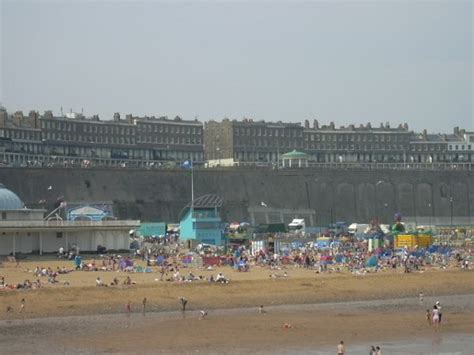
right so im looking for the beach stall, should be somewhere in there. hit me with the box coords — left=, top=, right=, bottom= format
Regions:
left=395, top=233, right=433, bottom=249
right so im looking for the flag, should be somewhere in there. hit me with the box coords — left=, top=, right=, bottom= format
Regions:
left=182, top=160, right=193, bottom=169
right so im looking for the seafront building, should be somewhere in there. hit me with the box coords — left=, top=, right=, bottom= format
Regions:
left=0, top=107, right=204, bottom=167
left=205, top=118, right=473, bottom=165
left=0, top=106, right=472, bottom=168
left=179, top=194, right=224, bottom=246
left=0, top=183, right=139, bottom=255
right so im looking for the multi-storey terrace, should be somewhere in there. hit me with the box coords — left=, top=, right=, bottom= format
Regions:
left=0, top=105, right=471, bottom=167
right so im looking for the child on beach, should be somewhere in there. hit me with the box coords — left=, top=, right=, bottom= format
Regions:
left=199, top=310, right=207, bottom=320
left=426, top=309, right=431, bottom=325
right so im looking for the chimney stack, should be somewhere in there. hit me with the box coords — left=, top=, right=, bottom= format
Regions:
left=29, top=110, right=39, bottom=128
left=0, top=108, right=7, bottom=127
left=14, top=111, right=24, bottom=126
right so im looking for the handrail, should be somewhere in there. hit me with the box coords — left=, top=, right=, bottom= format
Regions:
left=0, top=151, right=472, bottom=171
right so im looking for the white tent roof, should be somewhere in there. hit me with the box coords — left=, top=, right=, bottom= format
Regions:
left=70, top=206, right=105, bottom=215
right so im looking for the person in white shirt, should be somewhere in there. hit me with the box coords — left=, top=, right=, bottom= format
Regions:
left=96, top=277, right=103, bottom=287
left=432, top=305, right=440, bottom=331
left=337, top=340, right=345, bottom=355
left=436, top=301, right=443, bottom=323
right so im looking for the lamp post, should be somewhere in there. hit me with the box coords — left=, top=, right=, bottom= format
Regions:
left=216, top=147, right=221, bottom=166
left=374, top=180, right=384, bottom=224
left=327, top=208, right=334, bottom=229
left=449, top=197, right=454, bottom=229
left=427, top=202, right=432, bottom=231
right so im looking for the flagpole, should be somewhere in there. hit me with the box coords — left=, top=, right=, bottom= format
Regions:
left=191, top=162, right=194, bottom=213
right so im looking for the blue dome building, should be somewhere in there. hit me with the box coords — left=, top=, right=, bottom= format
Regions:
left=0, top=183, right=24, bottom=210
left=0, top=183, right=139, bottom=256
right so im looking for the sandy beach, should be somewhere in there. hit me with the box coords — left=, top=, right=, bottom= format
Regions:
left=0, top=258, right=473, bottom=320
left=0, top=257, right=473, bottom=353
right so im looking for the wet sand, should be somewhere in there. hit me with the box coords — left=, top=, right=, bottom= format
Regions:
left=1, top=294, right=473, bottom=354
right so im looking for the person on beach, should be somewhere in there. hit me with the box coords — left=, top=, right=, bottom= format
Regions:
left=426, top=309, right=432, bottom=325
left=369, top=345, right=376, bottom=355
left=126, top=300, right=132, bottom=315
left=19, top=298, right=25, bottom=313
left=142, top=297, right=147, bottom=314
left=337, top=340, right=345, bottom=355
left=419, top=291, right=424, bottom=303
left=179, top=297, right=187, bottom=312
left=258, top=305, right=266, bottom=314
left=199, top=310, right=207, bottom=320
left=375, top=345, right=383, bottom=355
left=436, top=301, right=442, bottom=323
left=432, top=305, right=440, bottom=331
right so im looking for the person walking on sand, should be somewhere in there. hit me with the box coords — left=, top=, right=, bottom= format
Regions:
left=436, top=301, right=443, bottom=323
left=337, top=340, right=345, bottom=355
left=375, top=345, right=383, bottom=355
left=126, top=300, right=132, bottom=315
left=142, top=297, right=147, bottom=314
left=19, top=298, right=25, bottom=313
left=426, top=309, right=432, bottom=326
left=432, top=305, right=440, bottom=332
left=179, top=297, right=187, bottom=312
left=419, top=291, right=424, bottom=303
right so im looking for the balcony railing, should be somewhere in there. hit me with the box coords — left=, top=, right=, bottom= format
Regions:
left=0, top=220, right=140, bottom=229
left=0, top=151, right=472, bottom=171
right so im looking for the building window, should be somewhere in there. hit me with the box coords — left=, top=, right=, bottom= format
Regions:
left=1, top=212, right=6, bottom=220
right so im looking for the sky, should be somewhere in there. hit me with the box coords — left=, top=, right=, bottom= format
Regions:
left=0, top=0, right=472, bottom=133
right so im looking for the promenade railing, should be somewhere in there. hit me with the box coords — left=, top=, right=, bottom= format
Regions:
left=0, top=151, right=472, bottom=171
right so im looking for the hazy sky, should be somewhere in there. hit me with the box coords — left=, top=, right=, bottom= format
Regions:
left=1, top=0, right=472, bottom=133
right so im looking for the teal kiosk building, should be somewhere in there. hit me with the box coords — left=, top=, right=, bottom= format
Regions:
left=179, top=194, right=224, bottom=246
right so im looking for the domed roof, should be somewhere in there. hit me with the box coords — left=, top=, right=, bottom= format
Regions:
left=0, top=184, right=24, bottom=210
